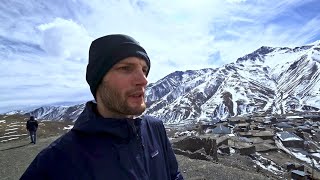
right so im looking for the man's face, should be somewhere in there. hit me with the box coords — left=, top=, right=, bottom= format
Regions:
left=96, top=57, right=148, bottom=118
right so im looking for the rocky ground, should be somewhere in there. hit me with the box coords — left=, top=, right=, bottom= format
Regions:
left=177, top=154, right=279, bottom=180
left=0, top=134, right=279, bottom=180
left=1, top=114, right=319, bottom=179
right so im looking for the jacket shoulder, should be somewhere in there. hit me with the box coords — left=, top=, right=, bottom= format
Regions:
left=141, top=115, right=167, bottom=138
left=37, top=132, right=74, bottom=158
left=142, top=115, right=164, bottom=125
left=21, top=132, right=78, bottom=178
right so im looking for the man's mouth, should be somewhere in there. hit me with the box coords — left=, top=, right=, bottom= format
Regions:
left=129, top=92, right=144, bottom=98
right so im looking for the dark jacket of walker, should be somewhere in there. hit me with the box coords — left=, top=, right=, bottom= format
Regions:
left=21, top=102, right=183, bottom=180
left=26, top=117, right=38, bottom=132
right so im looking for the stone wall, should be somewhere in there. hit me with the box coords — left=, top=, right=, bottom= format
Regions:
left=172, top=136, right=218, bottom=161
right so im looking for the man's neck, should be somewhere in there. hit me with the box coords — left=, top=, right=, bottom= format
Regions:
left=95, top=104, right=134, bottom=119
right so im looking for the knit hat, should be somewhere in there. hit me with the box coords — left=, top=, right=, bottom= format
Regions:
left=86, top=34, right=151, bottom=98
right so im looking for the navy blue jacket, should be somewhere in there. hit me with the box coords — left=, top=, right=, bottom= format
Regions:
left=21, top=102, right=183, bottom=180
left=26, top=119, right=38, bottom=132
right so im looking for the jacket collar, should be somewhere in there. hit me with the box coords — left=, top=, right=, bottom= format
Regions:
left=72, top=101, right=142, bottom=139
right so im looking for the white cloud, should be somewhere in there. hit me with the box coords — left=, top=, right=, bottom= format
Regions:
left=0, top=0, right=320, bottom=113
left=37, top=18, right=92, bottom=60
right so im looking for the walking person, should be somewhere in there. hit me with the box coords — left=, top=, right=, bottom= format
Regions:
left=21, top=34, right=184, bottom=180
left=26, top=116, right=38, bottom=144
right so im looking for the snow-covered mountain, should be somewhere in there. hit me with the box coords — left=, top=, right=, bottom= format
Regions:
left=23, top=103, right=85, bottom=122
left=5, top=41, right=320, bottom=123
left=145, top=42, right=320, bottom=123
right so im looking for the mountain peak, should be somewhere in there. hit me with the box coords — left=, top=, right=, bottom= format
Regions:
left=307, top=39, right=320, bottom=46
left=236, top=46, right=275, bottom=64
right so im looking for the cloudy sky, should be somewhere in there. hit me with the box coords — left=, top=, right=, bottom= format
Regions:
left=1, top=0, right=320, bottom=113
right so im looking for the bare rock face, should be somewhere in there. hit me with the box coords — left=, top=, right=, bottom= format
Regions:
left=173, top=148, right=210, bottom=161
left=172, top=136, right=218, bottom=161
left=218, top=144, right=231, bottom=155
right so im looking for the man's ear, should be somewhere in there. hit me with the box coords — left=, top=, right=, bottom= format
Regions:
left=95, top=84, right=102, bottom=103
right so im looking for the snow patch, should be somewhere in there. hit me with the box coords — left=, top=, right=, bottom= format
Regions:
left=5, top=128, right=18, bottom=131
left=63, top=125, right=73, bottom=130
left=0, top=137, right=20, bottom=142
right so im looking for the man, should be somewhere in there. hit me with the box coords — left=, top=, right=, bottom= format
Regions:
left=26, top=116, right=38, bottom=144
left=21, top=34, right=184, bottom=180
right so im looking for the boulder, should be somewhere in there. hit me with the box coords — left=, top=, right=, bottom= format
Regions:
left=172, top=136, right=218, bottom=161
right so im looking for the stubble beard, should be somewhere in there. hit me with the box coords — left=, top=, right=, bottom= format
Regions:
left=100, top=83, right=146, bottom=116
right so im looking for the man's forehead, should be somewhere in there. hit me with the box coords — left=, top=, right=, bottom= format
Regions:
left=117, top=57, right=148, bottom=67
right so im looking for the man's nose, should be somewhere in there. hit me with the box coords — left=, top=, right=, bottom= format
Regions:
left=134, top=69, right=148, bottom=86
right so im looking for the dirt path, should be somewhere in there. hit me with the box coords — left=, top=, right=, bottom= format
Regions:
left=0, top=136, right=59, bottom=180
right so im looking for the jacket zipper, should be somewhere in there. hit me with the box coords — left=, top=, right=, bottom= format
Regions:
left=129, top=120, right=148, bottom=179
left=136, top=130, right=149, bottom=179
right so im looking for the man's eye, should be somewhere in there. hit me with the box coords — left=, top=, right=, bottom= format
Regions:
left=142, top=68, right=148, bottom=75
left=119, top=66, right=131, bottom=71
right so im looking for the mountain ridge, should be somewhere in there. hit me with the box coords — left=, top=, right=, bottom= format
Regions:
left=4, top=41, right=320, bottom=123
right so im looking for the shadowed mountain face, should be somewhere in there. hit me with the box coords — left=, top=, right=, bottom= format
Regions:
left=5, top=42, right=320, bottom=124
left=145, top=63, right=277, bottom=124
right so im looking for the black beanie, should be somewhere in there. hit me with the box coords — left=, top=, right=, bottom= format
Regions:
left=86, top=34, right=151, bottom=98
